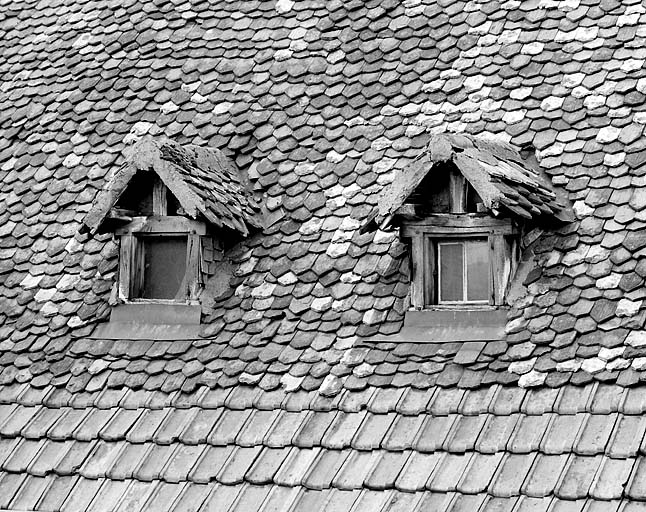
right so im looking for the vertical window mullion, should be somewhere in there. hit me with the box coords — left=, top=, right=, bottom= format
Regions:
left=489, top=234, right=495, bottom=305
left=463, top=241, right=468, bottom=302
left=437, top=242, right=442, bottom=303
left=410, top=234, right=425, bottom=309
left=424, top=236, right=436, bottom=307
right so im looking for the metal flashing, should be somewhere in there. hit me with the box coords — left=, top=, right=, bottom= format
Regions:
left=367, top=309, right=508, bottom=343
left=109, top=304, right=201, bottom=325
left=89, top=304, right=202, bottom=340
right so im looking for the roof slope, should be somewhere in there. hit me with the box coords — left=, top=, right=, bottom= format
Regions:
left=0, top=0, right=640, bottom=394
left=2, top=0, right=646, bottom=509
left=0, top=381, right=644, bottom=511
left=83, top=136, right=262, bottom=235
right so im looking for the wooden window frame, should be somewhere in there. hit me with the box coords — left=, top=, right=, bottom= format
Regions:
left=401, top=214, right=519, bottom=310
left=116, top=178, right=206, bottom=304
left=436, top=238, right=489, bottom=305
left=117, top=217, right=205, bottom=304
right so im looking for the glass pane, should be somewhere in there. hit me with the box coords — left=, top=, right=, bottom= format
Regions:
left=141, top=237, right=187, bottom=299
left=466, top=239, right=489, bottom=301
left=439, top=242, right=463, bottom=302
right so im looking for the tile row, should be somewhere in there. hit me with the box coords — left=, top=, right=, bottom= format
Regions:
left=2, top=439, right=645, bottom=502
left=1, top=475, right=635, bottom=512
left=5, top=381, right=646, bottom=417
left=1, top=406, right=646, bottom=459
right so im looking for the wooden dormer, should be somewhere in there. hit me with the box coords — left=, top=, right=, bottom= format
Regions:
left=82, top=136, right=262, bottom=305
left=366, top=132, right=572, bottom=310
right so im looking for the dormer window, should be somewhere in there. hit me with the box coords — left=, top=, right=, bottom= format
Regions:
left=115, top=206, right=205, bottom=303
left=82, top=136, right=262, bottom=312
left=368, top=132, right=571, bottom=317
left=399, top=168, right=521, bottom=309
left=109, top=170, right=204, bottom=303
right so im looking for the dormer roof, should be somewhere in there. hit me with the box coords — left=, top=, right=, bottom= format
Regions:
left=82, top=136, right=262, bottom=236
left=373, top=132, right=572, bottom=229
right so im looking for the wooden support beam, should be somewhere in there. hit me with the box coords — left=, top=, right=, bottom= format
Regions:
left=491, top=234, right=511, bottom=305
left=449, top=171, right=467, bottom=213
left=108, top=208, right=136, bottom=220
left=116, top=216, right=207, bottom=235
left=410, top=235, right=425, bottom=309
left=424, top=237, right=436, bottom=307
left=393, top=204, right=417, bottom=219
left=118, top=234, right=136, bottom=301
left=401, top=214, right=516, bottom=237
left=184, top=234, right=202, bottom=301
left=152, top=178, right=168, bottom=216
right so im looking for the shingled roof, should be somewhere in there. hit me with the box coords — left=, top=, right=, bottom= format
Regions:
left=3, top=0, right=646, bottom=510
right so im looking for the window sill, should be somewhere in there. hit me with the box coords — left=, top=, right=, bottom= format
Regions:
left=414, top=304, right=498, bottom=311
left=90, top=303, right=202, bottom=340
left=369, top=308, right=508, bottom=344
left=126, top=298, right=200, bottom=306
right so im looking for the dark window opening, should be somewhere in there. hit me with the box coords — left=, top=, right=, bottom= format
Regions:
left=405, top=162, right=483, bottom=215
left=137, top=236, right=188, bottom=300
left=115, top=171, right=155, bottom=216
left=116, top=173, right=184, bottom=217
left=166, top=190, right=183, bottom=215
left=406, top=163, right=451, bottom=214
left=465, top=185, right=483, bottom=213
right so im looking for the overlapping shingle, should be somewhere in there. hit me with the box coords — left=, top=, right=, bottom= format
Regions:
left=4, top=0, right=646, bottom=509
left=1, top=0, right=645, bottom=398
left=0, top=383, right=644, bottom=509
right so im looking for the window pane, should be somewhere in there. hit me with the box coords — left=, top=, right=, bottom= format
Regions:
left=439, top=242, right=463, bottom=302
left=466, top=239, right=489, bottom=301
left=141, top=237, right=187, bottom=299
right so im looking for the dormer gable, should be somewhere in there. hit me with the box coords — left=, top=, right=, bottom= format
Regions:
left=82, top=135, right=262, bottom=236
left=373, top=132, right=572, bottom=229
